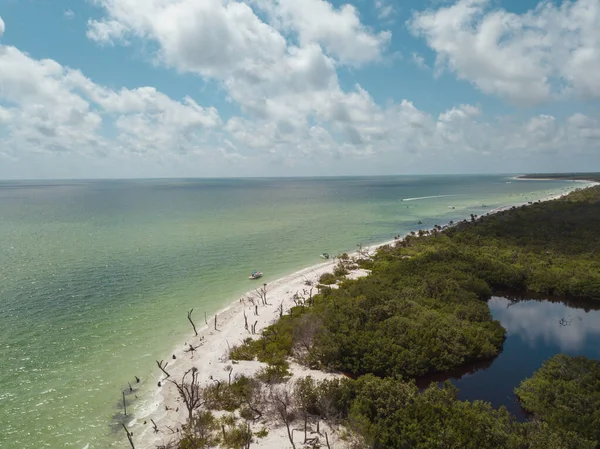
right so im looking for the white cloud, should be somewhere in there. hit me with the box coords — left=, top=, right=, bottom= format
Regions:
left=254, top=0, right=391, bottom=65
left=374, top=0, right=394, bottom=20
left=0, top=16, right=5, bottom=37
left=64, top=9, right=75, bottom=19
left=0, top=44, right=222, bottom=160
left=2, top=35, right=600, bottom=177
left=409, top=0, right=600, bottom=105
left=0, top=105, right=13, bottom=123
left=86, top=19, right=128, bottom=45
left=87, top=0, right=287, bottom=77
left=1, top=1, right=600, bottom=177
left=439, top=104, right=480, bottom=123
left=85, top=0, right=392, bottom=151
left=411, top=52, right=428, bottom=70
left=0, top=46, right=103, bottom=155
left=87, top=0, right=389, bottom=82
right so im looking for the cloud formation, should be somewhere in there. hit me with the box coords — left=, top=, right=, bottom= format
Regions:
left=0, top=16, right=5, bottom=37
left=0, top=44, right=222, bottom=161
left=0, top=37, right=599, bottom=176
left=409, top=0, right=600, bottom=104
left=0, top=1, right=599, bottom=177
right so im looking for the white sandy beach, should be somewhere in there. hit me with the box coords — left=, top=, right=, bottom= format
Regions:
left=132, top=250, right=377, bottom=449
left=131, top=181, right=597, bottom=449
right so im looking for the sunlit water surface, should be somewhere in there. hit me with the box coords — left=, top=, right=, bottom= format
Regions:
left=0, top=176, right=588, bottom=448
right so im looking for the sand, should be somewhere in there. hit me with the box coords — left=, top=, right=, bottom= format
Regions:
left=131, top=249, right=379, bottom=449
left=131, top=180, right=598, bottom=449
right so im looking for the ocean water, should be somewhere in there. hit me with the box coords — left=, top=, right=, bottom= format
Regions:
left=0, top=175, right=586, bottom=449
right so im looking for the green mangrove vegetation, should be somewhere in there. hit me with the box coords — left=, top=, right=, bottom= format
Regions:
left=221, top=182, right=600, bottom=448
left=519, top=173, right=600, bottom=182
left=515, top=354, right=600, bottom=445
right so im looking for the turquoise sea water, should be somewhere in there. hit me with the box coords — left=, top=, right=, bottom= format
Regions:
left=0, top=176, right=587, bottom=449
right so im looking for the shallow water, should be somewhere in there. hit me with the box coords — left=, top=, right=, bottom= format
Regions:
left=430, top=297, right=600, bottom=419
left=0, top=176, right=587, bottom=448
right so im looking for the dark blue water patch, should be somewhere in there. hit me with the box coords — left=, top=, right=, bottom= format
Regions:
left=419, top=296, right=600, bottom=420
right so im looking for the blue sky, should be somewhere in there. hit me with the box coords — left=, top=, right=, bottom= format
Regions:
left=0, top=0, right=599, bottom=178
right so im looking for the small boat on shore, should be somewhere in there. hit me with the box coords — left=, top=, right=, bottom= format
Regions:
left=249, top=271, right=263, bottom=280
left=320, top=253, right=330, bottom=259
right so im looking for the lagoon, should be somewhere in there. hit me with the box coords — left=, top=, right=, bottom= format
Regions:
left=430, top=297, right=600, bottom=419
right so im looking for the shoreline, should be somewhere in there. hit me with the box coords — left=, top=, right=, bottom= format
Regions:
left=131, top=181, right=592, bottom=449
left=512, top=175, right=599, bottom=183
left=132, top=243, right=392, bottom=448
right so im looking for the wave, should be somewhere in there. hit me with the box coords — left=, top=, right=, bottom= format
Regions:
left=401, top=194, right=458, bottom=202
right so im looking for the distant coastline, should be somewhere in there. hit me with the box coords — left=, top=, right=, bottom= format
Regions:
left=133, top=177, right=595, bottom=449
left=515, top=172, right=600, bottom=183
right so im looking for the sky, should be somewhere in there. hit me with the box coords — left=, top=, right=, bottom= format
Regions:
left=0, top=0, right=599, bottom=179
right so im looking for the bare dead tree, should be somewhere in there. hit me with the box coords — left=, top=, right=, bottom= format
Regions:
left=254, top=304, right=259, bottom=316
left=304, top=285, right=315, bottom=307
left=248, top=283, right=270, bottom=306
left=294, top=377, right=320, bottom=444
left=243, top=422, right=252, bottom=449
left=156, top=360, right=170, bottom=378
left=169, top=367, right=203, bottom=422
left=324, top=432, right=331, bottom=449
left=187, top=309, right=198, bottom=336
left=261, top=283, right=269, bottom=305
left=302, top=276, right=313, bottom=286
left=243, top=311, right=249, bottom=331
left=292, top=314, right=321, bottom=363
left=269, top=386, right=297, bottom=449
left=228, top=366, right=233, bottom=386
left=356, top=243, right=371, bottom=260
left=214, top=314, right=218, bottom=331
left=252, top=321, right=258, bottom=335
left=277, top=301, right=284, bottom=318
left=185, top=343, right=202, bottom=357
left=151, top=419, right=159, bottom=434
left=204, top=311, right=208, bottom=325
left=292, top=292, right=302, bottom=306
left=122, top=424, right=135, bottom=449
left=122, top=391, right=127, bottom=416
left=244, top=396, right=264, bottom=421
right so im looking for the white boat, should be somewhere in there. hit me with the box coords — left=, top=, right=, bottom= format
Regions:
left=249, top=271, right=263, bottom=280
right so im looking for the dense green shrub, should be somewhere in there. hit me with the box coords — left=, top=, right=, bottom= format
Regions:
left=515, top=354, right=600, bottom=446
left=304, top=375, right=596, bottom=449
left=178, top=411, right=220, bottom=449
left=255, top=363, right=291, bottom=384
left=318, top=272, right=337, bottom=285
left=203, top=375, right=259, bottom=412
left=333, top=262, right=349, bottom=277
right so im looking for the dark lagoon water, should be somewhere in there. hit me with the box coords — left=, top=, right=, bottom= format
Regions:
left=425, top=297, right=600, bottom=419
